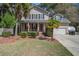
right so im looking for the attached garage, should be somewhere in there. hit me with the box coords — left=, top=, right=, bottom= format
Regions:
left=54, top=28, right=66, bottom=35
left=53, top=26, right=68, bottom=35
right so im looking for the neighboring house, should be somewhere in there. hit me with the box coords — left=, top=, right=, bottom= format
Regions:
left=53, top=14, right=71, bottom=34
left=17, top=6, right=70, bottom=35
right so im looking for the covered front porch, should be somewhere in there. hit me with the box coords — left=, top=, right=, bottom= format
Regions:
left=17, top=22, right=46, bottom=33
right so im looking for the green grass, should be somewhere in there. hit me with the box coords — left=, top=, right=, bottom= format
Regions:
left=0, top=38, right=73, bottom=56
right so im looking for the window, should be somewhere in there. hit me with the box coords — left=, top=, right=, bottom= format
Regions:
left=33, top=14, right=36, bottom=19
left=36, top=14, right=37, bottom=19
left=40, top=14, right=44, bottom=19
left=43, top=14, right=44, bottom=19
left=38, top=14, right=40, bottom=19
left=32, top=14, right=33, bottom=19
left=40, top=14, right=42, bottom=19
left=37, top=14, right=39, bottom=19
left=30, top=14, right=37, bottom=19
left=28, top=14, right=44, bottom=19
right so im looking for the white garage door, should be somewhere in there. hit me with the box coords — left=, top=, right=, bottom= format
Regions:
left=54, top=28, right=66, bottom=35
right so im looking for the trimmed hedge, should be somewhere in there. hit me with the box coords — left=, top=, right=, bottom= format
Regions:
left=18, top=31, right=38, bottom=38
left=2, top=32, right=11, bottom=37
left=27, top=31, right=37, bottom=38
left=19, top=32, right=27, bottom=38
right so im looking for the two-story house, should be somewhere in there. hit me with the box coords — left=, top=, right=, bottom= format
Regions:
left=16, top=5, right=70, bottom=35
left=17, top=6, right=50, bottom=34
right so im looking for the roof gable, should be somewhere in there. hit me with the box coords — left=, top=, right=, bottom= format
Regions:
left=29, top=5, right=49, bottom=16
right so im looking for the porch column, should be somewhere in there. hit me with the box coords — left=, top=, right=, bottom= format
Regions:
left=15, top=22, right=18, bottom=36
left=28, top=22, right=30, bottom=32
left=43, top=23, right=46, bottom=32
left=20, top=23, right=22, bottom=32
left=37, top=23, right=40, bottom=32
left=19, top=23, right=21, bottom=33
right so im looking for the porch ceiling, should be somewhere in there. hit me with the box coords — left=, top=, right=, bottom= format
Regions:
left=20, top=20, right=48, bottom=23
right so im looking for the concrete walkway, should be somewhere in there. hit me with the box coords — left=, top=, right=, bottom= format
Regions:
left=54, top=35, right=79, bottom=56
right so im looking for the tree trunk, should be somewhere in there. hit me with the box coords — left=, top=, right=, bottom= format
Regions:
left=51, top=28, right=54, bottom=41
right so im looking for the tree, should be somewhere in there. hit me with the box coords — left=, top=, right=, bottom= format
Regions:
left=1, top=12, right=16, bottom=28
left=50, top=3, right=79, bottom=23
left=47, top=19, right=60, bottom=40
left=14, top=3, right=31, bottom=35
left=54, top=4, right=72, bottom=14
left=15, top=3, right=31, bottom=20
left=39, top=3, right=79, bottom=23
left=22, top=3, right=30, bottom=18
left=38, top=3, right=57, bottom=11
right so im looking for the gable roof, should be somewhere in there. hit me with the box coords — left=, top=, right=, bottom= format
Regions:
left=29, top=5, right=49, bottom=16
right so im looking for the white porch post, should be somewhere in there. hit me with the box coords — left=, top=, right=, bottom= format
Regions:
left=37, top=23, right=40, bottom=32
left=15, top=22, right=18, bottom=36
left=28, top=22, right=30, bottom=32
left=43, top=23, right=46, bottom=32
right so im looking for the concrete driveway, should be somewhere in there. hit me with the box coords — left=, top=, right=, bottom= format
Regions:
left=54, top=34, right=79, bottom=56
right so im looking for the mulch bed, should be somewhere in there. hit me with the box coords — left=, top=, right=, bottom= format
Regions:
left=0, top=35, right=56, bottom=44
left=0, top=36, right=20, bottom=44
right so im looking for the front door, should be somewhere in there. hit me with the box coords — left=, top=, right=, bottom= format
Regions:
left=39, top=23, right=43, bottom=32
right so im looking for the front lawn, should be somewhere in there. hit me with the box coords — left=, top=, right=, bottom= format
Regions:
left=0, top=38, right=73, bottom=56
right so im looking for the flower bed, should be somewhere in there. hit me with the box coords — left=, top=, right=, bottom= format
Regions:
left=0, top=36, right=20, bottom=44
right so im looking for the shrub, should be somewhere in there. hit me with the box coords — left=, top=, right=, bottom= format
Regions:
left=27, top=31, right=37, bottom=38
left=19, top=32, right=27, bottom=38
left=2, top=32, right=11, bottom=37
left=2, top=12, right=16, bottom=28
left=42, top=32, right=47, bottom=36
left=43, top=28, right=52, bottom=37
